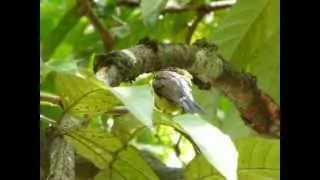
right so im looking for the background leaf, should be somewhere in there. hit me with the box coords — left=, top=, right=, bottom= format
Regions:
left=141, top=0, right=168, bottom=29
left=174, top=114, right=238, bottom=180
left=210, top=0, right=279, bottom=102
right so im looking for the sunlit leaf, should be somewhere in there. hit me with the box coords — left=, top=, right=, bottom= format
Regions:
left=111, top=85, right=154, bottom=128
left=174, top=114, right=238, bottom=180
left=185, top=137, right=279, bottom=180
left=250, top=30, right=279, bottom=102
left=55, top=73, right=119, bottom=119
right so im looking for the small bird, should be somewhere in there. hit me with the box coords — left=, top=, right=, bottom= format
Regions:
left=152, top=67, right=204, bottom=114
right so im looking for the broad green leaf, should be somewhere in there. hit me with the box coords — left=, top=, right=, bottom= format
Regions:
left=55, top=73, right=119, bottom=119
left=64, top=128, right=124, bottom=169
left=210, top=0, right=279, bottom=102
left=95, top=146, right=159, bottom=180
left=141, top=0, right=168, bottom=28
left=111, top=85, right=154, bottom=128
left=185, top=137, right=279, bottom=180
left=250, top=30, right=279, bottom=102
left=174, top=114, right=238, bottom=180
left=41, top=5, right=81, bottom=61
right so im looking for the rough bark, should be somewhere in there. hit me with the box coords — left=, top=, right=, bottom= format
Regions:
left=47, top=114, right=83, bottom=180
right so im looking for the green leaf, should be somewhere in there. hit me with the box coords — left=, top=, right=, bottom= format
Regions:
left=210, top=0, right=279, bottom=102
left=41, top=5, right=81, bottom=61
left=45, top=59, right=79, bottom=75
left=141, top=0, right=168, bottom=28
left=64, top=128, right=124, bottom=169
left=185, top=137, right=279, bottom=180
left=174, top=114, right=238, bottom=180
left=55, top=73, right=119, bottom=119
left=110, top=85, right=154, bottom=128
left=95, top=146, right=159, bottom=180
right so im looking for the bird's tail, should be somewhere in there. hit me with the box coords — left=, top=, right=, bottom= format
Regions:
left=180, top=97, right=204, bottom=114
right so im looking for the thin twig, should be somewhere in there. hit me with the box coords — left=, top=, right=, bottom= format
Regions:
left=40, top=93, right=63, bottom=108
left=117, top=0, right=236, bottom=14
left=106, top=106, right=129, bottom=116
left=40, top=114, right=58, bottom=124
left=77, top=0, right=114, bottom=52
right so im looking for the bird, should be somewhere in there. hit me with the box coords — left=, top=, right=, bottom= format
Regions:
left=152, top=67, right=204, bottom=114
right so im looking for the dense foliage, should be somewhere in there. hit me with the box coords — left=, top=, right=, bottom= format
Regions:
left=40, top=0, right=279, bottom=179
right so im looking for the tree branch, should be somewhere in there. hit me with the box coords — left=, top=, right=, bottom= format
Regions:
left=116, top=0, right=236, bottom=14
left=93, top=39, right=280, bottom=138
left=77, top=0, right=114, bottom=52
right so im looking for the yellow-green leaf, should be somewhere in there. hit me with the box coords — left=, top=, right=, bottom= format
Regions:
left=184, top=137, right=279, bottom=180
left=55, top=73, right=119, bottom=119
